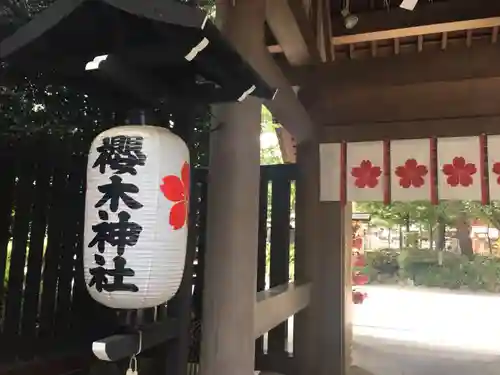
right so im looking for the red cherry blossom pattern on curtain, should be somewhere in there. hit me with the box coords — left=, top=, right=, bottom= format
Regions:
left=160, top=162, right=190, bottom=230
left=395, top=159, right=428, bottom=188
left=492, top=162, right=500, bottom=184
left=442, top=157, right=477, bottom=187
left=351, top=160, right=382, bottom=188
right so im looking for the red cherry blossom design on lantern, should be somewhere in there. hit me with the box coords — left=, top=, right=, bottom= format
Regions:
left=492, top=162, right=500, bottom=185
left=160, top=162, right=190, bottom=230
left=351, top=160, right=382, bottom=188
left=442, top=157, right=477, bottom=187
left=395, top=159, right=428, bottom=188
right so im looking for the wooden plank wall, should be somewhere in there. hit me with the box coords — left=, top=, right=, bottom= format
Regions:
left=0, top=128, right=299, bottom=374
left=256, top=164, right=297, bottom=373
left=0, top=133, right=119, bottom=370
left=0, top=130, right=208, bottom=375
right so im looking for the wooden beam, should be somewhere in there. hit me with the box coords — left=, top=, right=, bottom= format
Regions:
left=259, top=50, right=315, bottom=142
left=267, top=16, right=500, bottom=52
left=266, top=0, right=320, bottom=156
left=254, top=282, right=311, bottom=338
left=275, top=86, right=299, bottom=164
left=266, top=0, right=321, bottom=66
left=256, top=356, right=296, bottom=375
left=1, top=354, right=90, bottom=375
left=321, top=0, right=334, bottom=61
left=199, top=3, right=263, bottom=375
left=288, top=44, right=500, bottom=90
left=267, top=0, right=500, bottom=51
left=294, top=141, right=352, bottom=375
left=332, top=17, right=500, bottom=45
left=309, top=0, right=333, bottom=62
left=321, top=115, right=500, bottom=143
left=92, top=319, right=178, bottom=362
left=294, top=140, right=320, bottom=375
left=276, top=127, right=297, bottom=163
left=215, top=0, right=316, bottom=142
left=329, top=0, right=500, bottom=44
left=304, top=77, right=500, bottom=126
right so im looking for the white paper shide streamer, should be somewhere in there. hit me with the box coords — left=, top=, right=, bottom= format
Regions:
left=84, top=125, right=190, bottom=309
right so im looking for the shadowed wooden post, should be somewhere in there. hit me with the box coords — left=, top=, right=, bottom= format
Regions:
left=294, top=139, right=319, bottom=375
left=295, top=139, right=353, bottom=375
left=199, top=1, right=265, bottom=375
left=316, top=201, right=353, bottom=374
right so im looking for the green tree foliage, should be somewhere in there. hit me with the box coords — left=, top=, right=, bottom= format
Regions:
left=1, top=1, right=214, bottom=294
left=260, top=106, right=282, bottom=165
left=357, top=201, right=500, bottom=229
left=1, top=1, right=211, bottom=166
left=357, top=200, right=500, bottom=256
left=1, top=1, right=115, bottom=136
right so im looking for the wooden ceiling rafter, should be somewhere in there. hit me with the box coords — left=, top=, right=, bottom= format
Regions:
left=268, top=0, right=500, bottom=54
left=329, top=0, right=500, bottom=44
left=334, top=27, right=498, bottom=61
left=275, top=126, right=297, bottom=164
left=309, top=0, right=334, bottom=62
left=268, top=18, right=500, bottom=55
left=265, top=0, right=333, bottom=162
left=266, top=0, right=321, bottom=66
left=330, top=16, right=500, bottom=46
left=265, top=0, right=500, bottom=154
left=321, top=0, right=334, bottom=61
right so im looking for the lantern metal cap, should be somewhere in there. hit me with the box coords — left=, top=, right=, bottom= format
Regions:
left=0, top=0, right=276, bottom=104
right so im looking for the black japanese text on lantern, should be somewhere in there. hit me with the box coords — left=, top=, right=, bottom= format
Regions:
left=88, top=135, right=147, bottom=293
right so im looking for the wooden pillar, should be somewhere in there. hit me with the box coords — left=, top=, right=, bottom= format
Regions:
left=294, top=140, right=353, bottom=375
left=293, top=139, right=318, bottom=375
left=199, top=1, right=266, bottom=375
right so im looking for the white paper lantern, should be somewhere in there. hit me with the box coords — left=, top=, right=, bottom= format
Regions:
left=84, top=125, right=190, bottom=309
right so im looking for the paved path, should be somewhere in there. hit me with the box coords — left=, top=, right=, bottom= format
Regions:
left=352, top=285, right=500, bottom=375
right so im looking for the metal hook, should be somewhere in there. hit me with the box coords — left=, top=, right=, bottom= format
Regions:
left=125, top=331, right=143, bottom=375
left=136, top=330, right=143, bottom=355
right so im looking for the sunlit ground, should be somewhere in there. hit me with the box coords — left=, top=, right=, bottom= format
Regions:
left=353, top=285, right=500, bottom=374
left=354, top=285, right=500, bottom=354
left=279, top=285, right=500, bottom=374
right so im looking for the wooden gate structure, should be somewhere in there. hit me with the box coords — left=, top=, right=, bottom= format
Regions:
left=0, top=125, right=211, bottom=375
left=207, top=1, right=500, bottom=375
left=0, top=135, right=297, bottom=374
left=3, top=0, right=500, bottom=375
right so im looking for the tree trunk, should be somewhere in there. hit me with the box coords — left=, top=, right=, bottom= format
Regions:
left=487, top=210, right=500, bottom=232
left=399, top=225, right=403, bottom=250
left=436, top=217, right=446, bottom=251
left=429, top=224, right=434, bottom=250
left=456, top=214, right=473, bottom=259
left=487, top=224, right=493, bottom=254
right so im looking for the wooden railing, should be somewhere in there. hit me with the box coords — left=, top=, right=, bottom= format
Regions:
left=254, top=282, right=310, bottom=339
